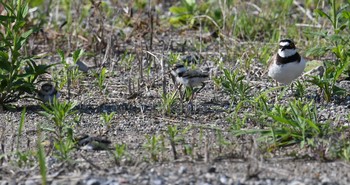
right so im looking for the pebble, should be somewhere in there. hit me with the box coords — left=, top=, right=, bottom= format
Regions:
left=219, top=174, right=228, bottom=184
left=150, top=176, right=163, bottom=185
left=178, top=166, right=187, bottom=174
left=208, top=166, right=216, bottom=173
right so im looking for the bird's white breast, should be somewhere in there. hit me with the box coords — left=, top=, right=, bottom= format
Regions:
left=268, top=57, right=306, bottom=84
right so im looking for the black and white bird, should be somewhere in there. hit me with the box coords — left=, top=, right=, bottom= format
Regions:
left=170, top=64, right=209, bottom=112
left=76, top=135, right=112, bottom=151
left=268, top=39, right=306, bottom=85
left=38, top=83, right=60, bottom=102
left=170, top=64, right=209, bottom=91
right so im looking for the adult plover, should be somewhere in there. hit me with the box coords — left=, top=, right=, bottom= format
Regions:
left=170, top=64, right=209, bottom=112
left=38, top=83, right=60, bottom=102
left=268, top=39, right=306, bottom=85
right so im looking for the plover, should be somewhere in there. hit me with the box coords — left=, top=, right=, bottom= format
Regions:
left=38, top=83, right=60, bottom=102
left=268, top=39, right=306, bottom=85
left=76, top=135, right=112, bottom=151
left=170, top=64, right=209, bottom=112
left=171, top=64, right=209, bottom=90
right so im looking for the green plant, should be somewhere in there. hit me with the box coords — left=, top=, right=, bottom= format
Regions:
left=94, top=67, right=107, bottom=93
left=340, top=143, right=350, bottom=161
left=56, top=49, right=84, bottom=90
left=114, top=143, right=127, bottom=165
left=183, top=86, right=194, bottom=101
left=13, top=150, right=35, bottom=168
left=143, top=135, right=165, bottom=162
left=158, top=90, right=178, bottom=115
left=67, top=49, right=84, bottom=85
left=0, top=1, right=53, bottom=107
left=215, top=128, right=230, bottom=154
left=234, top=99, right=327, bottom=149
left=168, top=53, right=181, bottom=67
left=169, top=0, right=226, bottom=29
left=231, top=1, right=292, bottom=41
left=120, top=52, right=135, bottom=71
left=100, top=111, right=115, bottom=128
left=169, top=0, right=198, bottom=28
left=61, top=0, right=73, bottom=31
left=36, top=125, right=47, bottom=185
left=14, top=107, right=34, bottom=168
left=294, top=80, right=306, bottom=99
left=219, top=69, right=253, bottom=103
left=306, top=1, right=350, bottom=101
left=307, top=62, right=347, bottom=102
left=315, top=0, right=348, bottom=34
left=167, top=125, right=193, bottom=157
left=166, top=125, right=180, bottom=160
left=40, top=97, right=77, bottom=161
left=269, top=100, right=323, bottom=148
left=16, top=107, right=26, bottom=151
left=179, top=126, right=193, bottom=156
left=228, top=88, right=277, bottom=132
left=10, top=107, right=34, bottom=168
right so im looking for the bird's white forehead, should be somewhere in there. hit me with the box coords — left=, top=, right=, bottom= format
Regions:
left=279, top=41, right=290, bottom=46
left=175, top=66, right=187, bottom=73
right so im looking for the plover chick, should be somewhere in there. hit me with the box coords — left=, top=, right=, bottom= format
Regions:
left=170, top=64, right=209, bottom=112
left=38, top=83, right=60, bottom=103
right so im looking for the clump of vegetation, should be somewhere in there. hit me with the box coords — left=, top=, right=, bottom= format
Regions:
left=39, top=97, right=77, bottom=161
left=0, top=1, right=53, bottom=107
left=306, top=0, right=350, bottom=101
left=2, top=0, right=350, bottom=183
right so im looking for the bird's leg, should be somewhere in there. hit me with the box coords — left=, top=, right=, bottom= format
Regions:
left=196, top=82, right=206, bottom=94
left=186, top=87, right=195, bottom=114
left=177, top=84, right=184, bottom=114
left=274, top=81, right=280, bottom=103
left=188, top=83, right=206, bottom=113
left=187, top=96, right=194, bottom=114
left=170, top=73, right=176, bottom=86
left=191, top=82, right=206, bottom=101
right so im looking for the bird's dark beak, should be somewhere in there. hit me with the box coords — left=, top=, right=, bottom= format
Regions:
left=281, top=46, right=286, bottom=51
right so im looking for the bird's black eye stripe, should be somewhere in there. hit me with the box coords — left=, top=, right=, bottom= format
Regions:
left=279, top=39, right=292, bottom=43
left=178, top=71, right=185, bottom=77
left=284, top=45, right=295, bottom=49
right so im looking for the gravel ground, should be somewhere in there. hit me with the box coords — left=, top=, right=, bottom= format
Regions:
left=1, top=53, right=350, bottom=185
left=1, top=1, right=350, bottom=183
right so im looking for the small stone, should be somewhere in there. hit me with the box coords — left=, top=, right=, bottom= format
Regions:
left=76, top=60, right=89, bottom=72
left=150, top=176, right=163, bottom=185
left=24, top=179, right=37, bottom=185
left=150, top=168, right=156, bottom=174
left=66, top=57, right=90, bottom=72
left=198, top=182, right=211, bottom=185
left=85, top=179, right=100, bottom=185
left=204, top=173, right=216, bottom=180
left=208, top=166, right=216, bottom=173
left=289, top=180, right=305, bottom=185
left=219, top=175, right=228, bottom=184
left=178, top=166, right=187, bottom=175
